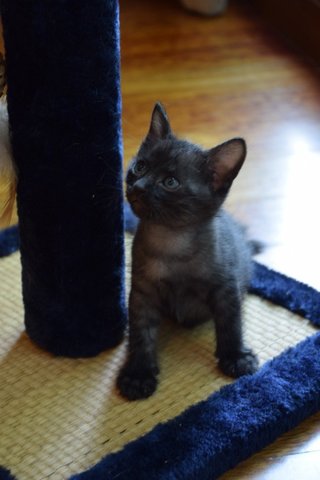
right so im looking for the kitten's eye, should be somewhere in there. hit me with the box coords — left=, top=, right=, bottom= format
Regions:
left=162, top=176, right=180, bottom=190
left=133, top=160, right=147, bottom=176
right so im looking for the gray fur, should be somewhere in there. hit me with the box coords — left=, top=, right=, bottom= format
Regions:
left=117, top=103, right=258, bottom=400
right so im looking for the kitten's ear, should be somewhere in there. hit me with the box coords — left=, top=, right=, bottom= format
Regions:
left=146, top=102, right=172, bottom=141
left=207, top=138, right=246, bottom=192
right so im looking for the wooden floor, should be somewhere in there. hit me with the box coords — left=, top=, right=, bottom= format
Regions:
left=120, top=0, right=320, bottom=478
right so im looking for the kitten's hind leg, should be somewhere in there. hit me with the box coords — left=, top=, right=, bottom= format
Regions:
left=117, top=290, right=161, bottom=400
left=209, top=284, right=258, bottom=378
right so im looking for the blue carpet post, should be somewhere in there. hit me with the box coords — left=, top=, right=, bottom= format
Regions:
left=1, top=0, right=127, bottom=356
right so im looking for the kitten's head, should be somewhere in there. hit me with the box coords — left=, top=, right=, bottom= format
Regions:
left=126, top=102, right=246, bottom=228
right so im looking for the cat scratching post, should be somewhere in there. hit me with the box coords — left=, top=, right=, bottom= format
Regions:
left=1, top=0, right=127, bottom=356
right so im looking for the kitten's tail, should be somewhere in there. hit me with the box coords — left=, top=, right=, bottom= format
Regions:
left=248, top=239, right=265, bottom=256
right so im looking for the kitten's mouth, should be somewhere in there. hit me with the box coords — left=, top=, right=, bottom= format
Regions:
left=127, top=195, right=147, bottom=218
left=127, top=190, right=145, bottom=204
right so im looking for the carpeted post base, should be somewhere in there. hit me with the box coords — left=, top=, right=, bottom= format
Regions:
left=1, top=0, right=126, bottom=357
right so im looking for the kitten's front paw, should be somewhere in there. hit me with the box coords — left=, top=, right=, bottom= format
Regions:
left=117, top=364, right=159, bottom=401
left=218, top=349, right=258, bottom=378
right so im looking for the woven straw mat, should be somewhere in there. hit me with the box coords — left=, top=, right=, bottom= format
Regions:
left=0, top=235, right=317, bottom=480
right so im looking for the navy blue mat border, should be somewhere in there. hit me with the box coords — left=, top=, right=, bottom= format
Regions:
left=250, top=262, right=320, bottom=327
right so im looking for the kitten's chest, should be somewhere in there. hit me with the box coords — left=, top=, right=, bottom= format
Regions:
left=144, top=225, right=195, bottom=257
left=140, top=251, right=210, bottom=285
left=132, top=223, right=213, bottom=283
left=132, top=227, right=213, bottom=323
left=144, top=256, right=171, bottom=282
left=143, top=256, right=211, bottom=325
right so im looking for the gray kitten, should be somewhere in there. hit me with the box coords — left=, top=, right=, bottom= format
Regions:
left=117, top=102, right=258, bottom=400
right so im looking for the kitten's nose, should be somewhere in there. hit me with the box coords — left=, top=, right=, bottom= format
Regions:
left=132, top=178, right=147, bottom=195
left=127, top=179, right=147, bottom=204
